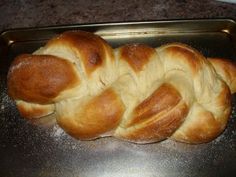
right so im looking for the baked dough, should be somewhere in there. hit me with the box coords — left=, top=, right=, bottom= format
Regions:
left=7, top=31, right=236, bottom=144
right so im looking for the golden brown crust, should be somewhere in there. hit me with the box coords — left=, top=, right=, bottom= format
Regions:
left=127, top=84, right=183, bottom=127
left=16, top=100, right=55, bottom=119
left=173, top=110, right=222, bottom=143
left=172, top=83, right=231, bottom=144
left=119, top=44, right=156, bottom=72
left=46, top=30, right=114, bottom=75
left=160, top=43, right=205, bottom=76
left=116, top=102, right=189, bottom=143
left=7, top=54, right=80, bottom=104
left=157, top=43, right=233, bottom=144
left=56, top=88, right=125, bottom=140
left=7, top=30, right=235, bottom=144
left=115, top=84, right=189, bottom=143
left=209, top=57, right=236, bottom=93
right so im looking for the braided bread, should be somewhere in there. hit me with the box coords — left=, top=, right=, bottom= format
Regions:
left=7, top=30, right=236, bottom=144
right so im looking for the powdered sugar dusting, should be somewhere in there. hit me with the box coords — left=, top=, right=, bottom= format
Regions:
left=50, top=124, right=66, bottom=141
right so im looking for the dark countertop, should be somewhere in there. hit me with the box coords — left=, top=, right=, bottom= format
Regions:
left=0, top=0, right=236, bottom=31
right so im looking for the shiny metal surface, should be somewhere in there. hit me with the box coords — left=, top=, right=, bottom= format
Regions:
left=0, top=19, right=236, bottom=177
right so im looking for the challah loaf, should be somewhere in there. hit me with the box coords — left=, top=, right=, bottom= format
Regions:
left=7, top=30, right=236, bottom=144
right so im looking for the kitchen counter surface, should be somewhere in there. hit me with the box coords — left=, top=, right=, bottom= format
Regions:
left=0, top=0, right=236, bottom=31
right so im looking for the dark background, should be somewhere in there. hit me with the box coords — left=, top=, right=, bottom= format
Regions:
left=0, top=0, right=236, bottom=32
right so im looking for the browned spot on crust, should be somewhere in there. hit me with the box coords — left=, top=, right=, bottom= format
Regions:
left=57, top=88, right=125, bottom=140
left=7, top=54, right=80, bottom=104
left=120, top=44, right=156, bottom=72
left=47, top=31, right=114, bottom=75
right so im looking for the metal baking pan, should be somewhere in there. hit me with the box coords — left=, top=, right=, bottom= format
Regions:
left=0, top=19, right=236, bottom=177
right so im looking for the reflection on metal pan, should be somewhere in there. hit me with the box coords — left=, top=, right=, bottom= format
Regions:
left=0, top=19, right=236, bottom=177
